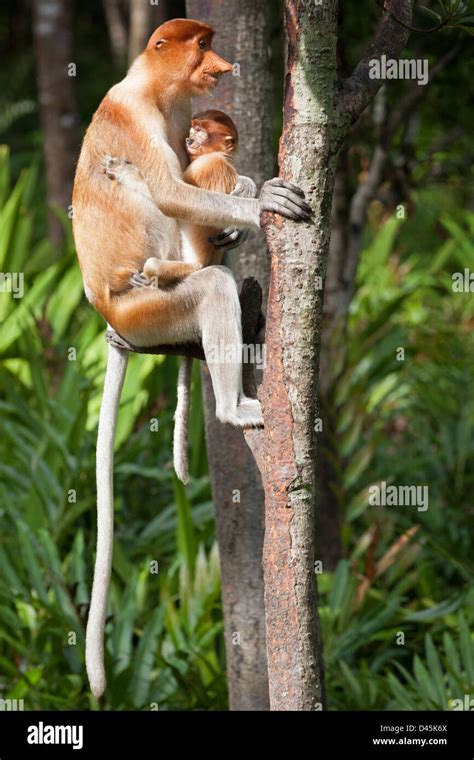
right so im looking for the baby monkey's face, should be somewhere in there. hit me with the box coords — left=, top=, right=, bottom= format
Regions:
left=185, top=111, right=238, bottom=160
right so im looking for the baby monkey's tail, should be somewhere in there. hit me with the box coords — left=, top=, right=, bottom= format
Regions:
left=173, top=357, right=193, bottom=485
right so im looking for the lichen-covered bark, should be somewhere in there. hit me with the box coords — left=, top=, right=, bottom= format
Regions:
left=186, top=0, right=272, bottom=711
left=245, top=0, right=340, bottom=711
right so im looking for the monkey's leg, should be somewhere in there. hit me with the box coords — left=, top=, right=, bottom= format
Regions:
left=197, top=268, right=263, bottom=427
left=107, top=266, right=263, bottom=427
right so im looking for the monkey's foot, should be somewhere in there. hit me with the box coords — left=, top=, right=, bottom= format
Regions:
left=217, top=398, right=263, bottom=428
left=237, top=398, right=264, bottom=427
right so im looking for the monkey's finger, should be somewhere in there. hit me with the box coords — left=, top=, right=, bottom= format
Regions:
left=220, top=231, right=249, bottom=250
left=129, top=272, right=150, bottom=288
left=265, top=199, right=312, bottom=222
left=268, top=187, right=313, bottom=215
left=267, top=178, right=306, bottom=197
left=214, top=228, right=240, bottom=244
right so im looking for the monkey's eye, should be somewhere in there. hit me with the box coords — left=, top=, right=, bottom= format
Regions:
left=199, top=39, right=207, bottom=49
left=155, top=39, right=165, bottom=49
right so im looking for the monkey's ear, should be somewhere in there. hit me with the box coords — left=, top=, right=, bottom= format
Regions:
left=154, top=39, right=166, bottom=49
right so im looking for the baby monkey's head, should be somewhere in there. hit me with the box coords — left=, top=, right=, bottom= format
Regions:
left=185, top=109, right=238, bottom=160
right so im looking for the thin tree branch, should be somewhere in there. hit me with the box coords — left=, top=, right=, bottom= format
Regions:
left=385, top=42, right=462, bottom=138
left=336, top=0, right=414, bottom=132
left=376, top=0, right=451, bottom=33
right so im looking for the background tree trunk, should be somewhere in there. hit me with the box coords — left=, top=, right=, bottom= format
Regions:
left=101, top=0, right=274, bottom=707
left=102, top=0, right=127, bottom=67
left=128, top=0, right=151, bottom=65
left=33, top=0, right=78, bottom=246
left=186, top=0, right=273, bottom=711
left=128, top=0, right=169, bottom=66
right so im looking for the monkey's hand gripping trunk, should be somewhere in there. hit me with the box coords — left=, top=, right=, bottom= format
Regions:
left=86, top=342, right=128, bottom=700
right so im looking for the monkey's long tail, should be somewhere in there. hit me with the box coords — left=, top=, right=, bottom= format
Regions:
left=173, top=357, right=193, bottom=485
left=86, top=342, right=128, bottom=701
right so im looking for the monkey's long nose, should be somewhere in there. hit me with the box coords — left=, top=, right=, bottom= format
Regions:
left=211, top=52, right=233, bottom=75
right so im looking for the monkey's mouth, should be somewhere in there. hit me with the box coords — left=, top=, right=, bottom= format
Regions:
left=203, top=73, right=219, bottom=87
left=185, top=138, right=199, bottom=155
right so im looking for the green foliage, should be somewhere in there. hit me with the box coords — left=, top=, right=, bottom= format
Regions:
left=419, top=0, right=474, bottom=33
left=321, top=203, right=474, bottom=709
left=320, top=556, right=474, bottom=710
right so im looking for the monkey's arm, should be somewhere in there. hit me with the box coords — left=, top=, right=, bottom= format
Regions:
left=112, top=131, right=311, bottom=229
left=101, top=153, right=255, bottom=256
left=161, top=174, right=311, bottom=229
left=210, top=175, right=258, bottom=250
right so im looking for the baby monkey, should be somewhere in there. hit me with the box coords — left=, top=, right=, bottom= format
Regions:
left=104, top=110, right=257, bottom=483
left=130, top=109, right=241, bottom=288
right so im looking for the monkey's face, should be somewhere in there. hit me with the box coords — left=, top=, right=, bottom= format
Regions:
left=186, top=114, right=238, bottom=160
left=147, top=20, right=232, bottom=97
left=185, top=125, right=209, bottom=157
left=187, top=41, right=233, bottom=95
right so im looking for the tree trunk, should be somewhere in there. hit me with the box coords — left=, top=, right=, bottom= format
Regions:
left=186, top=0, right=273, bottom=711
left=315, top=150, right=348, bottom=569
left=33, top=0, right=78, bottom=247
left=245, top=0, right=341, bottom=710
left=102, top=0, right=127, bottom=67
left=243, top=0, right=414, bottom=711
left=128, top=0, right=152, bottom=65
